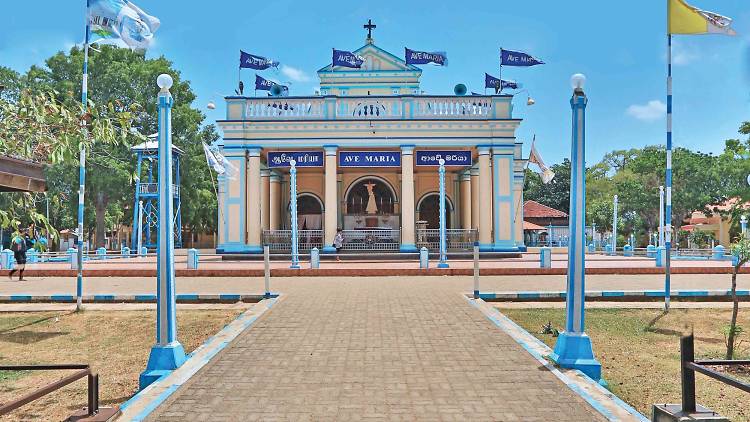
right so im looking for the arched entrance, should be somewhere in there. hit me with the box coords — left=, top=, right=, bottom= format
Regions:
left=287, top=193, right=324, bottom=230
left=417, top=193, right=452, bottom=229
left=344, top=177, right=398, bottom=229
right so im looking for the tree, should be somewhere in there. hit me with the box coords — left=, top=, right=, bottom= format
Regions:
left=727, top=237, right=750, bottom=359
left=524, top=159, right=572, bottom=213
left=28, top=45, right=217, bottom=247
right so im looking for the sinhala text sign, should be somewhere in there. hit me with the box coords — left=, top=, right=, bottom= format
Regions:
left=415, top=150, right=472, bottom=167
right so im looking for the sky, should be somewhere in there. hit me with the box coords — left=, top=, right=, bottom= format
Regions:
left=2, top=0, right=750, bottom=165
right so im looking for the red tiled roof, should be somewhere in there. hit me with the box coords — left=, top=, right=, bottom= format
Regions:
left=523, top=221, right=546, bottom=231
left=523, top=200, right=568, bottom=218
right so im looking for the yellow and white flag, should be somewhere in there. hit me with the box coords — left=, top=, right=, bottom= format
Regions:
left=668, top=0, right=736, bottom=35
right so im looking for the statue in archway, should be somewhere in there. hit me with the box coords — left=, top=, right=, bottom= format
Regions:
left=365, top=181, right=378, bottom=214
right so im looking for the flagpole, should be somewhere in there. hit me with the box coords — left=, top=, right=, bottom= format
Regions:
left=665, top=32, right=673, bottom=312
left=75, top=0, right=91, bottom=312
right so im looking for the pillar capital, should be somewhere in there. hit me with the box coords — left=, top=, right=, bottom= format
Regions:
left=400, top=145, right=416, bottom=154
left=261, top=169, right=271, bottom=177
left=477, top=145, right=492, bottom=155
left=470, top=166, right=480, bottom=176
left=460, top=172, right=472, bottom=182
left=246, top=147, right=262, bottom=158
left=323, top=145, right=338, bottom=155
left=270, top=173, right=281, bottom=182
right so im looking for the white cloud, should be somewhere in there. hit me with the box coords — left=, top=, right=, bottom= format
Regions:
left=671, top=41, right=699, bottom=66
left=626, top=100, right=667, bottom=122
left=281, top=65, right=311, bottom=83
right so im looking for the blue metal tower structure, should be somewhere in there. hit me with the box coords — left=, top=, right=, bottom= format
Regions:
left=131, top=140, right=183, bottom=250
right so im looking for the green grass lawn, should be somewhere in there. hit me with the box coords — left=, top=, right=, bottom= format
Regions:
left=499, top=307, right=750, bottom=422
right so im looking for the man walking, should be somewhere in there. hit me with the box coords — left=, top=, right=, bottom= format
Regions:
left=9, top=230, right=28, bottom=281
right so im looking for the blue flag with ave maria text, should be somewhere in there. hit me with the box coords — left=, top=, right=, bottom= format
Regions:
left=500, top=49, right=544, bottom=67
left=485, top=73, right=518, bottom=90
left=255, top=74, right=274, bottom=91
left=332, top=49, right=364, bottom=68
left=240, top=51, right=279, bottom=70
left=405, top=48, right=447, bottom=66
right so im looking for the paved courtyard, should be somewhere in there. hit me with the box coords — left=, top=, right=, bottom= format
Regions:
left=144, top=278, right=609, bottom=421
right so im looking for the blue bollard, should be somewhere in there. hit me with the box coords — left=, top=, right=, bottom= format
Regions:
left=1, top=249, right=15, bottom=270
left=539, top=247, right=552, bottom=268
left=646, top=244, right=656, bottom=259
left=605, top=244, right=613, bottom=255
left=96, top=247, right=107, bottom=260
left=587, top=243, right=595, bottom=253
left=310, top=247, right=320, bottom=269
left=623, top=244, right=633, bottom=257
left=712, top=245, right=725, bottom=260
left=656, top=246, right=666, bottom=268
left=419, top=247, right=429, bottom=269
left=140, top=246, right=148, bottom=256
left=68, top=248, right=78, bottom=270
left=187, top=248, right=199, bottom=269
left=121, top=246, right=130, bottom=258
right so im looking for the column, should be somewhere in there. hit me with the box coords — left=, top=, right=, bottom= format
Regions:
left=513, top=177, right=525, bottom=250
left=400, top=146, right=417, bottom=252
left=460, top=173, right=471, bottom=229
left=492, top=147, right=516, bottom=251
left=269, top=173, right=280, bottom=230
left=322, top=146, right=338, bottom=253
left=478, top=147, right=493, bottom=249
left=261, top=169, right=270, bottom=231
left=470, top=166, right=479, bottom=230
left=246, top=148, right=263, bottom=253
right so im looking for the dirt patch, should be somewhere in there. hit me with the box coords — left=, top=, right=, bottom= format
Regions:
left=0, top=309, right=242, bottom=421
left=499, top=308, right=750, bottom=422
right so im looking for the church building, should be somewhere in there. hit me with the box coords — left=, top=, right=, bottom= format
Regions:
left=216, top=26, right=527, bottom=255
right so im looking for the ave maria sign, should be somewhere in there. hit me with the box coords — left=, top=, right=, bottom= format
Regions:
left=339, top=151, right=401, bottom=167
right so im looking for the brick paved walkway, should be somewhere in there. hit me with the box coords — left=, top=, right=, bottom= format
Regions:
left=147, top=279, right=606, bottom=421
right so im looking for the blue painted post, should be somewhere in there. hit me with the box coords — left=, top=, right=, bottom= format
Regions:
left=647, top=244, right=656, bottom=259
left=656, top=246, right=666, bottom=267
left=75, top=0, right=92, bottom=312
left=665, top=34, right=674, bottom=312
left=137, top=200, right=144, bottom=255
left=1, top=250, right=15, bottom=270
left=289, top=160, right=300, bottom=269
left=96, top=247, right=106, bottom=260
left=591, top=222, right=597, bottom=250
left=551, top=74, right=602, bottom=382
left=69, top=248, right=78, bottom=270
left=712, top=245, right=725, bottom=261
left=437, top=159, right=449, bottom=269
left=611, top=195, right=618, bottom=256
left=419, top=247, right=429, bottom=269
left=548, top=223, right=553, bottom=247
left=473, top=243, right=480, bottom=299
left=539, top=247, right=552, bottom=268
left=187, top=248, right=199, bottom=269
left=310, top=247, right=320, bottom=269
left=264, top=245, right=271, bottom=298
left=121, top=246, right=130, bottom=258
left=623, top=244, right=633, bottom=257
left=659, top=186, right=665, bottom=248
left=140, top=74, right=186, bottom=390
left=741, top=216, right=747, bottom=239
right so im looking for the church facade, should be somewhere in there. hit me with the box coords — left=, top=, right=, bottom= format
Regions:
left=216, top=33, right=527, bottom=255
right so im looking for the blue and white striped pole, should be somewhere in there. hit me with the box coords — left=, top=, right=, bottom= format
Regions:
left=75, top=0, right=91, bottom=311
left=139, top=74, right=186, bottom=390
left=437, top=158, right=449, bottom=269
left=659, top=185, right=665, bottom=248
left=741, top=216, right=747, bottom=239
left=665, top=34, right=673, bottom=311
left=550, top=74, right=601, bottom=382
left=289, top=160, right=300, bottom=269
left=611, top=195, right=618, bottom=256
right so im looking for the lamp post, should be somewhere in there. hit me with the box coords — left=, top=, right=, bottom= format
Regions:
left=611, top=195, right=618, bottom=256
left=289, top=160, right=300, bottom=269
left=550, top=74, right=602, bottom=382
left=742, top=215, right=748, bottom=239
left=437, top=158, right=449, bottom=268
left=139, top=74, right=186, bottom=390
left=137, top=200, right=144, bottom=255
